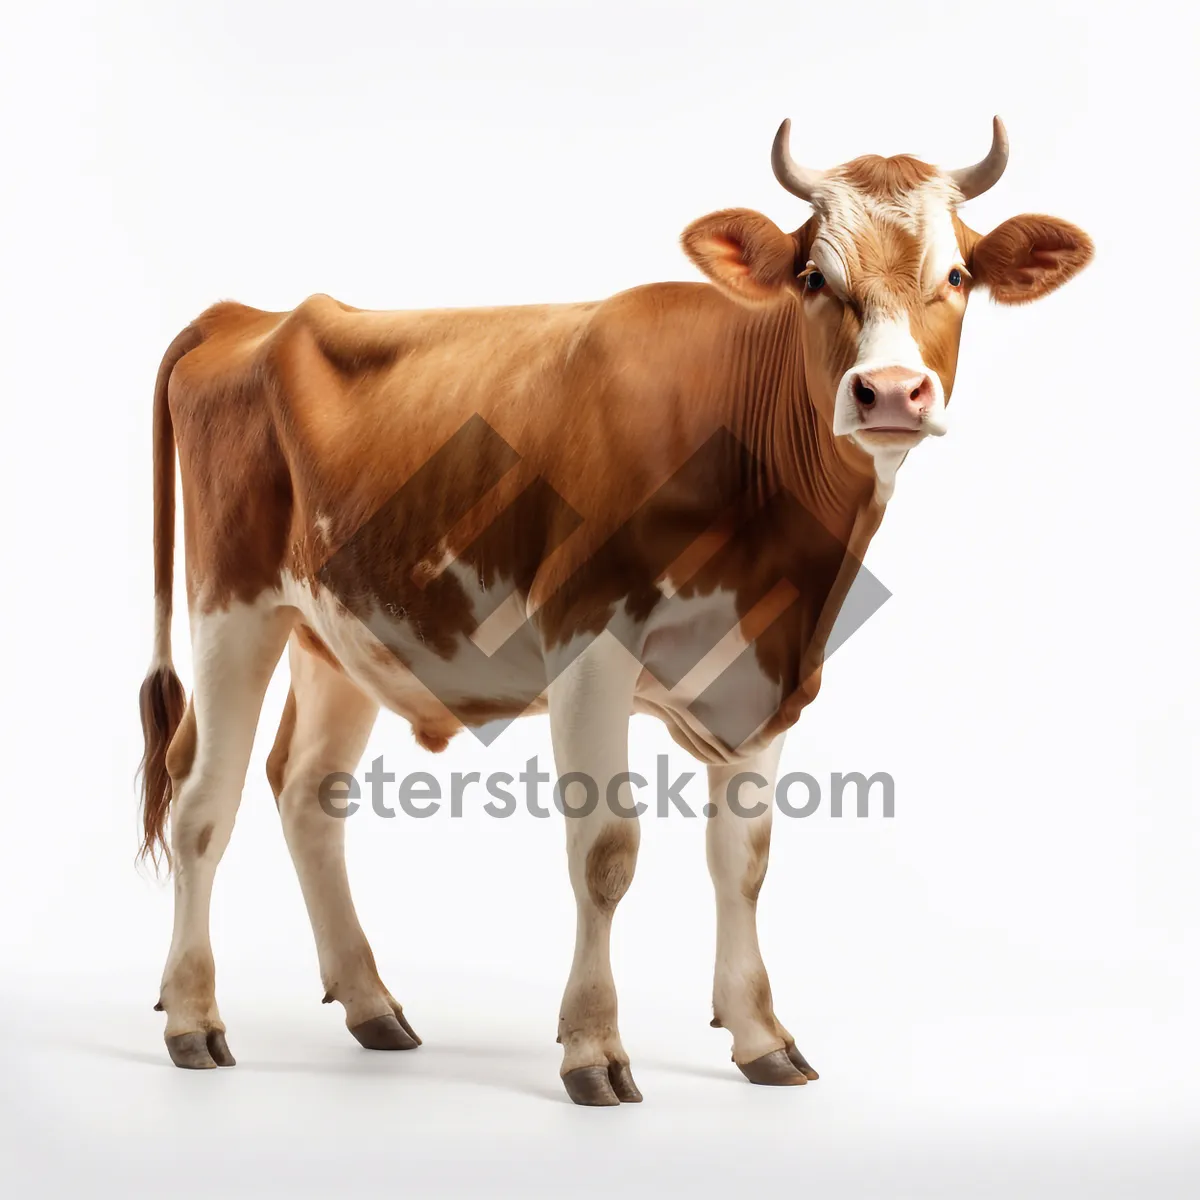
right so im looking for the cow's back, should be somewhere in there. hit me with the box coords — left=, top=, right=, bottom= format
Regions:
left=168, top=293, right=611, bottom=610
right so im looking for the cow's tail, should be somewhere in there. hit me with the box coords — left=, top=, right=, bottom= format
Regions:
left=137, top=325, right=202, bottom=871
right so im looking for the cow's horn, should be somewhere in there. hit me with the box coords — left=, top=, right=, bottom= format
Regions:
left=947, top=117, right=1009, bottom=200
left=771, top=119, right=826, bottom=202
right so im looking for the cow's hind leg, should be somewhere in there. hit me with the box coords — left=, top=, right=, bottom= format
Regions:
left=266, top=637, right=419, bottom=1051
left=707, top=738, right=819, bottom=1086
left=548, top=640, right=643, bottom=1106
left=157, top=601, right=294, bottom=1068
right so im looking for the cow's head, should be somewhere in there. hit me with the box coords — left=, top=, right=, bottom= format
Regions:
left=682, top=119, right=1093, bottom=490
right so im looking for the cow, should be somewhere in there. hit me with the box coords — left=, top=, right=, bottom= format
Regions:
left=138, top=118, right=1092, bottom=1105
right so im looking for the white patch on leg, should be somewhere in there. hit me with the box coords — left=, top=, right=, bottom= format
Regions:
left=548, top=636, right=642, bottom=1076
left=160, top=594, right=293, bottom=1036
left=707, top=738, right=791, bottom=1063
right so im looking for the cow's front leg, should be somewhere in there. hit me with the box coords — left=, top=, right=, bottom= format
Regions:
left=707, top=737, right=819, bottom=1086
left=547, top=637, right=643, bottom=1106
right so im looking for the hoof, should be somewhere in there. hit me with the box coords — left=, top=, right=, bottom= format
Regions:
left=562, top=1062, right=642, bottom=1106
left=785, top=1042, right=819, bottom=1080
left=205, top=1030, right=237, bottom=1066
left=608, top=1063, right=643, bottom=1103
left=350, top=1013, right=420, bottom=1051
left=738, top=1046, right=809, bottom=1086
left=393, top=1008, right=422, bottom=1046
left=166, top=1029, right=235, bottom=1070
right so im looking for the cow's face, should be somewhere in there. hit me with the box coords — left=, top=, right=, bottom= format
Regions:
left=683, top=120, right=1093, bottom=489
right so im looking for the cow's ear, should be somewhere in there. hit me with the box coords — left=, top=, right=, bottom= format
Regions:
left=967, top=214, right=1093, bottom=305
left=681, top=208, right=798, bottom=305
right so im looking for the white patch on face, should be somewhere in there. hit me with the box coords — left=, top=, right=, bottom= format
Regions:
left=809, top=172, right=961, bottom=279
left=806, top=172, right=965, bottom=497
left=809, top=242, right=850, bottom=300
left=831, top=312, right=948, bottom=439
left=920, top=206, right=965, bottom=293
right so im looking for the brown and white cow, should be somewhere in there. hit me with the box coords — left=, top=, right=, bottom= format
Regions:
left=138, top=119, right=1092, bottom=1105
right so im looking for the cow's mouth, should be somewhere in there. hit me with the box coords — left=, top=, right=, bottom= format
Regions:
left=855, top=427, right=926, bottom=443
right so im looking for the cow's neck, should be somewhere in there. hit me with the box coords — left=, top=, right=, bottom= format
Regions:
left=667, top=296, right=890, bottom=747
left=712, top=299, right=882, bottom=542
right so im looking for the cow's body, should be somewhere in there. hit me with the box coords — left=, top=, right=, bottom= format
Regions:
left=139, top=121, right=1092, bottom=1104
left=167, top=288, right=873, bottom=761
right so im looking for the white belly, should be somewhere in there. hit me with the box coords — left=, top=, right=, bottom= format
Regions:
left=279, top=569, right=781, bottom=762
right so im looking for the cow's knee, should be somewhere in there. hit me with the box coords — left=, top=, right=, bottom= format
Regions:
left=584, top=821, right=638, bottom=912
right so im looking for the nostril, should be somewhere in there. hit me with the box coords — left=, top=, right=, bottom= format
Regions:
left=911, top=376, right=934, bottom=409
left=853, top=377, right=876, bottom=407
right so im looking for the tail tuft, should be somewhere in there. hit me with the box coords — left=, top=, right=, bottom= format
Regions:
left=138, top=665, right=186, bottom=870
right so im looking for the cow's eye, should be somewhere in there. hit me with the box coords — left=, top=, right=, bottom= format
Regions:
left=806, top=271, right=825, bottom=292
left=948, top=267, right=963, bottom=287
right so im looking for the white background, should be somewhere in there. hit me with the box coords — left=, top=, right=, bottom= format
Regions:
left=1, top=1, right=1197, bottom=1196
